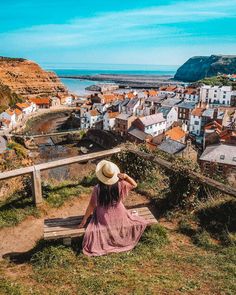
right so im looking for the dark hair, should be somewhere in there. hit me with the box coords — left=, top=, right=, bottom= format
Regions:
left=98, top=181, right=119, bottom=207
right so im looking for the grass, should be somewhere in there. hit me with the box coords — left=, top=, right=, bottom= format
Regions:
left=0, top=192, right=39, bottom=229
left=0, top=179, right=93, bottom=228
left=43, top=181, right=92, bottom=208
left=0, top=224, right=236, bottom=295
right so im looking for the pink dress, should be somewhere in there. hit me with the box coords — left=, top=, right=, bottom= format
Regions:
left=82, top=180, right=148, bottom=256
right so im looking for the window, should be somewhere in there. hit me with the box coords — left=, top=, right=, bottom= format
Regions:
left=223, top=95, right=226, bottom=99
left=233, top=157, right=236, bottom=162
left=218, top=164, right=224, bottom=173
left=220, top=155, right=225, bottom=160
left=194, top=121, right=199, bottom=125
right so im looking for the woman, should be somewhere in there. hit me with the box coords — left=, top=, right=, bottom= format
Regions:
left=79, top=160, right=148, bottom=256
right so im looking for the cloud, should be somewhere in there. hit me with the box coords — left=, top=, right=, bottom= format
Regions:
left=0, top=0, right=235, bottom=52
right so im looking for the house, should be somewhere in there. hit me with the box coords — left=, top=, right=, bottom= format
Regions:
left=132, top=113, right=166, bottom=136
left=115, top=114, right=136, bottom=136
left=103, top=112, right=119, bottom=131
left=0, top=136, right=7, bottom=155
left=182, top=88, right=199, bottom=102
left=92, top=103, right=108, bottom=113
left=161, top=97, right=182, bottom=108
left=165, top=126, right=186, bottom=143
left=0, top=109, right=17, bottom=129
left=126, top=98, right=141, bottom=115
left=29, top=98, right=50, bottom=109
left=222, top=108, right=236, bottom=129
left=14, top=108, right=23, bottom=122
left=127, top=127, right=152, bottom=144
left=157, top=106, right=178, bottom=129
left=189, top=107, right=205, bottom=136
left=158, top=138, right=198, bottom=161
left=119, top=99, right=130, bottom=113
left=16, top=102, right=36, bottom=115
left=177, top=101, right=196, bottom=128
left=159, top=85, right=178, bottom=96
left=200, top=85, right=233, bottom=106
left=81, top=109, right=102, bottom=129
left=199, top=144, right=236, bottom=183
left=158, top=138, right=186, bottom=155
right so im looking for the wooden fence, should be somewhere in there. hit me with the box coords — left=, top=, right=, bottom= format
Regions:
left=0, top=147, right=235, bottom=207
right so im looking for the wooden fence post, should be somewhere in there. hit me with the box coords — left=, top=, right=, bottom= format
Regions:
left=31, top=167, right=43, bottom=206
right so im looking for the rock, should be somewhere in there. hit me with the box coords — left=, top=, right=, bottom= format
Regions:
left=0, top=56, right=68, bottom=98
left=174, top=55, right=236, bottom=82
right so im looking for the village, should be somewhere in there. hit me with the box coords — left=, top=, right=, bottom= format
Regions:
left=0, top=77, right=236, bottom=186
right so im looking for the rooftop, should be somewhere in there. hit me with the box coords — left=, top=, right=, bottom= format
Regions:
left=165, top=126, right=186, bottom=141
left=139, top=113, right=165, bottom=126
left=177, top=101, right=196, bottom=109
left=128, top=128, right=151, bottom=141
left=158, top=138, right=186, bottom=155
left=200, top=144, right=236, bottom=166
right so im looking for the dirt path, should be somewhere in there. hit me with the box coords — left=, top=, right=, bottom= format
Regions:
left=0, top=191, right=149, bottom=260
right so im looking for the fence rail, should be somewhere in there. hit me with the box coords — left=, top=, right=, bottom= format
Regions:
left=0, top=147, right=235, bottom=207
left=0, top=148, right=121, bottom=205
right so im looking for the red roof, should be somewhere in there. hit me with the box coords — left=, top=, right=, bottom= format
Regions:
left=29, top=98, right=50, bottom=105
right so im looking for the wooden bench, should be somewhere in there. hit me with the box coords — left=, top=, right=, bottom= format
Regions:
left=44, top=207, right=158, bottom=245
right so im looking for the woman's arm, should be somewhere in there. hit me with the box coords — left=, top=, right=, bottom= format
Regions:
left=78, top=198, right=96, bottom=228
left=118, top=173, right=137, bottom=188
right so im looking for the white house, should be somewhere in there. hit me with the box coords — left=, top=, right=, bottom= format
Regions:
left=93, top=103, right=108, bottom=113
left=103, top=112, right=119, bottom=131
left=16, top=102, right=36, bottom=115
left=183, top=88, right=200, bottom=102
left=200, top=85, right=233, bottom=105
left=0, top=109, right=17, bottom=129
left=81, top=109, right=102, bottom=129
left=157, top=106, right=178, bottom=129
left=133, top=113, right=166, bottom=136
left=189, top=107, right=205, bottom=136
left=126, top=98, right=141, bottom=115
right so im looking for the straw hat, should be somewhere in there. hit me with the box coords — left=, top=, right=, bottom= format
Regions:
left=96, top=160, right=120, bottom=185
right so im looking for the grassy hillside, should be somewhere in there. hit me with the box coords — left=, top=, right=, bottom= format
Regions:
left=198, top=75, right=236, bottom=90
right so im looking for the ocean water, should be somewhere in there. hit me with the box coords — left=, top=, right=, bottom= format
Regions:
left=48, top=64, right=178, bottom=95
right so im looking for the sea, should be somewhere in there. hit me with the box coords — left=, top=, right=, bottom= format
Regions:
left=45, top=63, right=178, bottom=95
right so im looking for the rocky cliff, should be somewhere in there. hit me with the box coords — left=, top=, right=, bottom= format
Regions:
left=174, top=55, right=236, bottom=82
left=0, top=57, right=67, bottom=98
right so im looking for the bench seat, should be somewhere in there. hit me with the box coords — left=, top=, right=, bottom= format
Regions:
left=44, top=206, right=157, bottom=244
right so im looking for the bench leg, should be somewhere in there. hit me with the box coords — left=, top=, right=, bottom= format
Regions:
left=63, top=238, right=72, bottom=246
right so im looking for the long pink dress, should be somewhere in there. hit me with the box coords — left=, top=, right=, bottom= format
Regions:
left=82, top=180, right=148, bottom=256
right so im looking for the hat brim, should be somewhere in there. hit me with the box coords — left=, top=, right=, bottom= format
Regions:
left=96, top=160, right=120, bottom=185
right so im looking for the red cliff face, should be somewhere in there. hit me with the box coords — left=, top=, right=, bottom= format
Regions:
left=0, top=57, right=68, bottom=98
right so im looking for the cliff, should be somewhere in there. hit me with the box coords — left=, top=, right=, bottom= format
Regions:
left=174, top=55, right=236, bottom=82
left=0, top=57, right=67, bottom=98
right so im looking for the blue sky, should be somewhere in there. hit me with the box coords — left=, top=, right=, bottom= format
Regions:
left=0, top=0, right=236, bottom=66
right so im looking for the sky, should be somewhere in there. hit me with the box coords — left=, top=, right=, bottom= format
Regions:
left=0, top=0, right=236, bottom=67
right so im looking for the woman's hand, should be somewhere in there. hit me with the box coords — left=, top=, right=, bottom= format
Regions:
left=78, top=219, right=87, bottom=229
left=118, top=173, right=127, bottom=180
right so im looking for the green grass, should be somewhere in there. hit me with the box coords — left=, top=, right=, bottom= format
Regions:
left=1, top=224, right=236, bottom=295
left=43, top=181, right=92, bottom=208
left=0, top=180, right=92, bottom=228
left=0, top=192, right=39, bottom=229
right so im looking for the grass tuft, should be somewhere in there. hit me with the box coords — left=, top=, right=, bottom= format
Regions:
left=31, top=245, right=76, bottom=269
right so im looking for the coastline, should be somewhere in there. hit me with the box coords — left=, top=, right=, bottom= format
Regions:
left=59, top=74, right=182, bottom=89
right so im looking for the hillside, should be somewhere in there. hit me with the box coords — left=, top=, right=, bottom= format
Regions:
left=197, top=75, right=236, bottom=90
left=174, top=55, right=236, bottom=82
left=0, top=57, right=67, bottom=98
left=0, top=82, right=23, bottom=113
